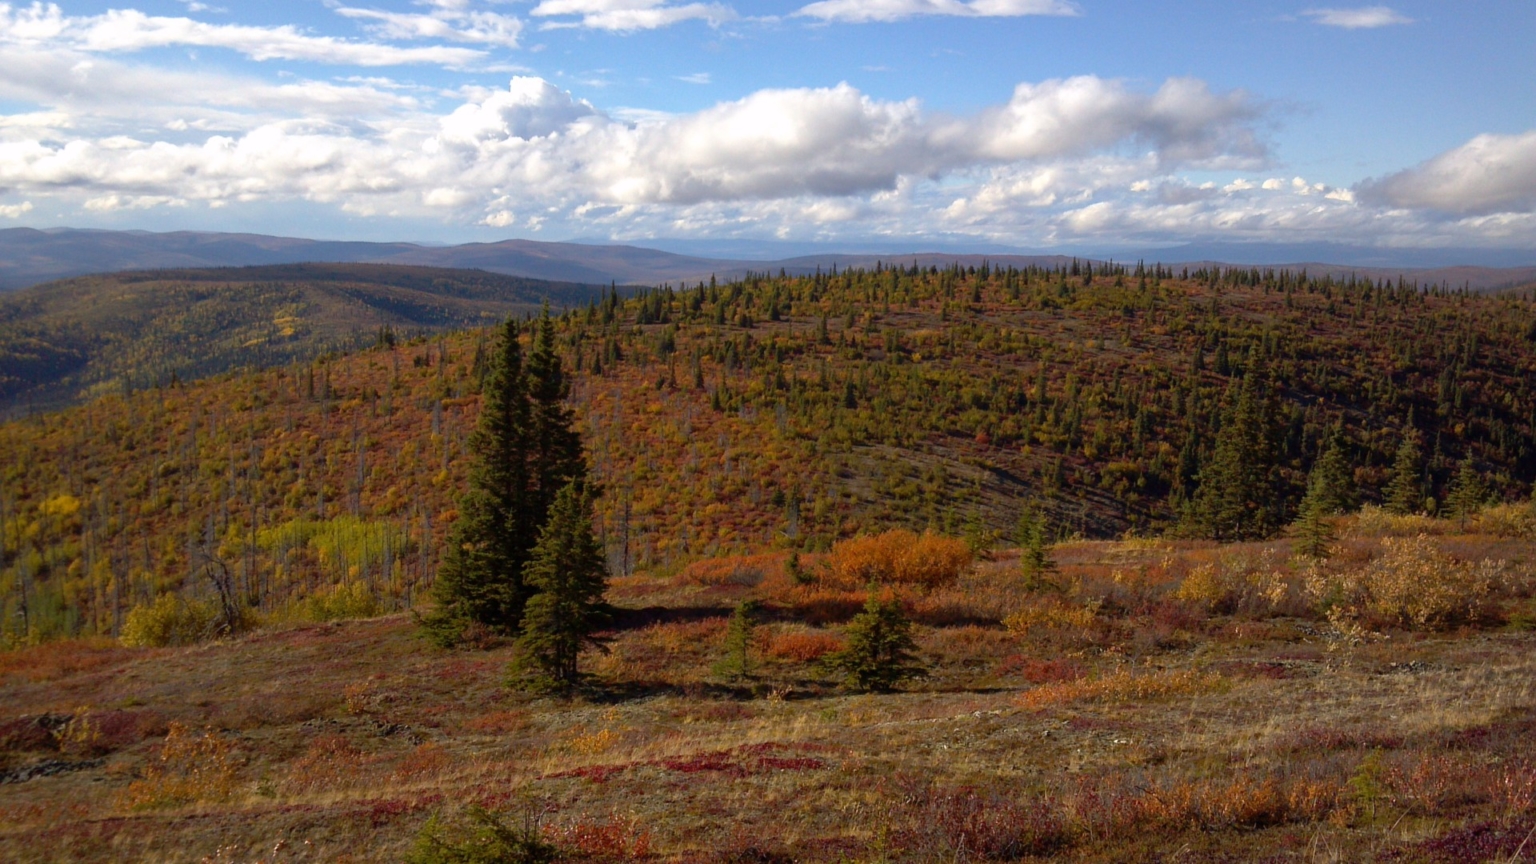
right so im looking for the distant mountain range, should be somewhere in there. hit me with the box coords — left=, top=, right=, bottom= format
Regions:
left=2, top=227, right=1534, bottom=293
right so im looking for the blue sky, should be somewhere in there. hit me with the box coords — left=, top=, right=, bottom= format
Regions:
left=0, top=0, right=1532, bottom=254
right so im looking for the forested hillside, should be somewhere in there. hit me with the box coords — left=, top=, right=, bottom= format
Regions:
left=4, top=260, right=1536, bottom=645
left=0, top=263, right=605, bottom=409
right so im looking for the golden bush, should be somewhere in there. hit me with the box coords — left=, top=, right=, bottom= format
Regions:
left=1346, top=506, right=1449, bottom=538
left=1473, top=503, right=1536, bottom=539
left=1172, top=563, right=1225, bottom=609
left=120, top=594, right=219, bottom=648
left=825, top=530, right=971, bottom=589
left=1003, top=598, right=1098, bottom=634
left=118, top=722, right=240, bottom=810
left=292, top=581, right=380, bottom=622
left=55, top=706, right=103, bottom=757
left=1172, top=552, right=1289, bottom=614
left=1309, top=534, right=1505, bottom=630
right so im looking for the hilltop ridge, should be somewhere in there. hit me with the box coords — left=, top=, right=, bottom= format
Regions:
left=4, top=259, right=1536, bottom=645
left=3, top=227, right=1534, bottom=292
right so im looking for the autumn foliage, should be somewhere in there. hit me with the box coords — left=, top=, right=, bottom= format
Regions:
left=824, top=530, right=971, bottom=589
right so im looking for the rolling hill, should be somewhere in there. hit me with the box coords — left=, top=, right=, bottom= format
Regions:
left=0, top=263, right=606, bottom=409
left=4, top=258, right=1536, bottom=647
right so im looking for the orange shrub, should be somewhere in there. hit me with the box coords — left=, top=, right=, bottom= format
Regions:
left=826, top=530, right=972, bottom=589
left=764, top=629, right=844, bottom=662
left=678, top=553, right=782, bottom=587
left=641, top=619, right=729, bottom=654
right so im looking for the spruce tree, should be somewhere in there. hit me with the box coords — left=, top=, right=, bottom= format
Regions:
left=1446, top=453, right=1487, bottom=529
left=1293, top=471, right=1336, bottom=559
left=423, top=320, right=534, bottom=645
left=512, top=480, right=610, bottom=692
left=713, top=599, right=762, bottom=682
left=1308, top=428, right=1355, bottom=516
left=1189, top=363, right=1279, bottom=540
left=423, top=312, right=588, bottom=647
left=1016, top=505, right=1056, bottom=589
left=1384, top=430, right=1425, bottom=515
left=826, top=593, right=925, bottom=692
left=527, top=308, right=585, bottom=526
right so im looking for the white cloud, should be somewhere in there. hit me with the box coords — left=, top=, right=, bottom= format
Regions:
left=958, top=76, right=1265, bottom=169
left=0, top=3, right=487, bottom=66
left=437, top=75, right=597, bottom=143
left=2, top=65, right=1530, bottom=250
left=0, top=47, right=423, bottom=135
left=0, top=75, right=1267, bottom=218
left=796, top=0, right=1077, bottom=23
left=1302, top=6, right=1413, bottom=29
left=530, top=0, right=734, bottom=31
left=0, top=200, right=32, bottom=217
left=1357, top=130, right=1536, bottom=215
left=333, top=5, right=523, bottom=48
left=677, top=72, right=710, bottom=84
left=83, top=193, right=181, bottom=211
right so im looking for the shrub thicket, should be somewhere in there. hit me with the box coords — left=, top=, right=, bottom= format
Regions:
left=826, top=530, right=971, bottom=589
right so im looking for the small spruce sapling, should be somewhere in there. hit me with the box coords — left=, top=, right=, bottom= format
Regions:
left=1293, top=472, right=1337, bottom=560
left=1446, top=453, right=1488, bottom=530
left=713, top=599, right=762, bottom=682
left=1016, top=506, right=1056, bottom=590
left=786, top=552, right=814, bottom=585
left=825, top=592, right=925, bottom=692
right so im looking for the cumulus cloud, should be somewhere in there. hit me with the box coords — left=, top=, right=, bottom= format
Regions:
left=796, top=0, right=1076, bottom=23
left=0, top=200, right=33, bottom=217
left=1302, top=6, right=1413, bottom=28
left=957, top=76, right=1265, bottom=169
left=0, top=75, right=1269, bottom=220
left=438, top=76, right=597, bottom=143
left=5, top=66, right=1530, bottom=250
left=1357, top=130, right=1536, bottom=215
left=0, top=3, right=486, bottom=66
left=530, top=0, right=734, bottom=31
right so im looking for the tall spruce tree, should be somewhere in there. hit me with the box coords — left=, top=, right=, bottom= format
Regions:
left=1384, top=429, right=1425, bottom=516
left=423, top=311, right=589, bottom=647
left=527, top=308, right=585, bottom=526
left=512, top=480, right=610, bottom=692
left=423, top=320, right=534, bottom=645
left=1189, top=362, right=1280, bottom=540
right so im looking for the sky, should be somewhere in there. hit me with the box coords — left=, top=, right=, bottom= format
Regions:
left=0, top=0, right=1533, bottom=254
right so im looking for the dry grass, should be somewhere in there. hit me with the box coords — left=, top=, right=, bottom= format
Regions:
left=1017, top=665, right=1229, bottom=710
left=5, top=536, right=1536, bottom=861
